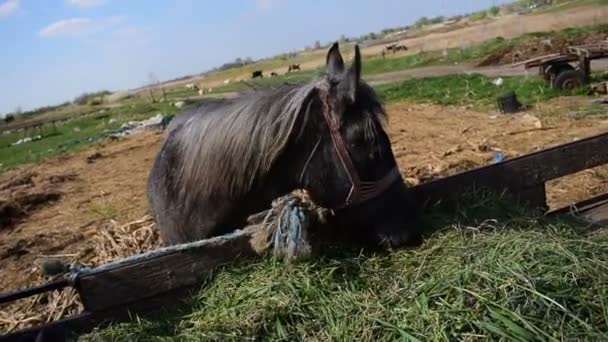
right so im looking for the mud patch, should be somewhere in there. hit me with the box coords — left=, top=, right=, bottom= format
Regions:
left=86, top=152, right=104, bottom=164
left=0, top=172, right=37, bottom=191
left=0, top=191, right=62, bottom=230
left=49, top=173, right=78, bottom=184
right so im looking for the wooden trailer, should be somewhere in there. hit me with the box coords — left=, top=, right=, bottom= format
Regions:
left=515, top=41, right=608, bottom=90
left=1, top=131, right=608, bottom=342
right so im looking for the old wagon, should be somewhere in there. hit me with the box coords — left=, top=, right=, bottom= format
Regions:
left=515, top=41, right=608, bottom=89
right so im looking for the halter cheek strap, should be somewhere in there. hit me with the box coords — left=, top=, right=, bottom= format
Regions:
left=315, top=89, right=402, bottom=209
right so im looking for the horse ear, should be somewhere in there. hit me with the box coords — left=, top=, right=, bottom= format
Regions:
left=326, top=42, right=344, bottom=78
left=338, top=44, right=361, bottom=103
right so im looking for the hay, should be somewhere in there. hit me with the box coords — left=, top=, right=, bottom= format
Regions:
left=0, top=216, right=160, bottom=333
left=0, top=190, right=328, bottom=334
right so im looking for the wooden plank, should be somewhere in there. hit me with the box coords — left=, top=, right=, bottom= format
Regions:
left=77, top=226, right=266, bottom=312
left=0, top=287, right=195, bottom=342
left=517, top=183, right=548, bottom=211
left=548, top=192, right=608, bottom=217
left=581, top=201, right=608, bottom=225
left=412, top=131, right=608, bottom=207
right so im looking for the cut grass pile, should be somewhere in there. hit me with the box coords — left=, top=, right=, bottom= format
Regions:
left=83, top=193, right=608, bottom=341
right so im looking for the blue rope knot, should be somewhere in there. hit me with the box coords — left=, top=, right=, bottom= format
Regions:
left=272, top=197, right=313, bottom=261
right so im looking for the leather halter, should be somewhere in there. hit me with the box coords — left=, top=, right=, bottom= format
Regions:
left=316, top=88, right=402, bottom=209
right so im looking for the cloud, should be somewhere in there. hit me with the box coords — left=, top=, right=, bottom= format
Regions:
left=65, top=0, right=106, bottom=8
left=0, top=0, right=19, bottom=17
left=39, top=16, right=125, bottom=38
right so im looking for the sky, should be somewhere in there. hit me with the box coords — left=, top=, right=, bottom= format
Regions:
left=0, top=0, right=512, bottom=114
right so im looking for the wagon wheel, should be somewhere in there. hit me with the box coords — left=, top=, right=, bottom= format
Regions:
left=543, top=63, right=574, bottom=82
left=552, top=69, right=586, bottom=90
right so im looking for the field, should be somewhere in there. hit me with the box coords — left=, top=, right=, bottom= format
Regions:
left=2, top=0, right=608, bottom=340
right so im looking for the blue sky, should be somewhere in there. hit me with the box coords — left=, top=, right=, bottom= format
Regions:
left=0, top=0, right=511, bottom=114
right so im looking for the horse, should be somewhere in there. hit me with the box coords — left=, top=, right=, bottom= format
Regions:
left=287, top=64, right=301, bottom=73
left=252, top=70, right=263, bottom=78
left=148, top=42, right=421, bottom=248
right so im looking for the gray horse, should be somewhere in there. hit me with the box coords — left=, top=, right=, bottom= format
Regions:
left=148, top=43, right=421, bottom=248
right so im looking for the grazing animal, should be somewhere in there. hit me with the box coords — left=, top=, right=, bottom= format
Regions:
left=148, top=42, right=421, bottom=248
left=287, top=64, right=301, bottom=73
left=252, top=70, right=263, bottom=78
left=271, top=72, right=278, bottom=77
left=385, top=43, right=408, bottom=54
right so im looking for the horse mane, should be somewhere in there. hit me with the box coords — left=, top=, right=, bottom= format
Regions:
left=174, top=77, right=387, bottom=201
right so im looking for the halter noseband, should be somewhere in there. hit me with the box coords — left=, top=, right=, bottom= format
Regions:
left=315, top=88, right=402, bottom=210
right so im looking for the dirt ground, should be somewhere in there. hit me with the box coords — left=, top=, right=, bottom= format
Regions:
left=1, top=101, right=608, bottom=293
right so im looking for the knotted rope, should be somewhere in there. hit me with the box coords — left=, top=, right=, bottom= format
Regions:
left=39, top=190, right=330, bottom=278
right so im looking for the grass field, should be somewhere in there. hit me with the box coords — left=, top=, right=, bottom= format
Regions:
left=2, top=70, right=606, bottom=171
left=0, top=101, right=178, bottom=169
left=82, top=192, right=608, bottom=341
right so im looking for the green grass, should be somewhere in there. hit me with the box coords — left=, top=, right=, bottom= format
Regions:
left=0, top=101, right=178, bottom=170
left=2, top=71, right=604, bottom=170
left=207, top=69, right=319, bottom=94
left=362, top=37, right=516, bottom=75
left=375, top=73, right=601, bottom=111
left=82, top=192, right=608, bottom=341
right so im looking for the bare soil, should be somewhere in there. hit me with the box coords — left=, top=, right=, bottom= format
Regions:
left=0, top=102, right=607, bottom=294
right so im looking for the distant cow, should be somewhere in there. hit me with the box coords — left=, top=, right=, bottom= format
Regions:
left=270, top=72, right=278, bottom=77
left=385, top=43, right=408, bottom=54
left=252, top=70, right=263, bottom=79
left=287, top=64, right=301, bottom=73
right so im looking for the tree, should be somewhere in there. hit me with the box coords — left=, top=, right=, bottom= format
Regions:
left=415, top=16, right=430, bottom=28
left=489, top=6, right=500, bottom=16
left=4, top=113, right=15, bottom=123
left=313, top=40, right=321, bottom=49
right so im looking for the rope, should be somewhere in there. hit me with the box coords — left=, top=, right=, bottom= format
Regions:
left=37, top=190, right=329, bottom=280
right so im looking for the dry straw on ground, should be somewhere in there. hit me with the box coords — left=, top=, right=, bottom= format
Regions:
left=0, top=215, right=160, bottom=333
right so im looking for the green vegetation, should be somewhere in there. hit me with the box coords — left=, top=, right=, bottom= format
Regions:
left=206, top=69, right=319, bottom=94
left=363, top=36, right=516, bottom=75
left=2, top=70, right=606, bottom=171
left=0, top=101, right=178, bottom=170
left=2, top=20, right=607, bottom=171
left=376, top=74, right=565, bottom=110
left=533, top=0, right=608, bottom=13
left=83, top=192, right=608, bottom=340
left=376, top=73, right=608, bottom=111
left=469, top=10, right=489, bottom=21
